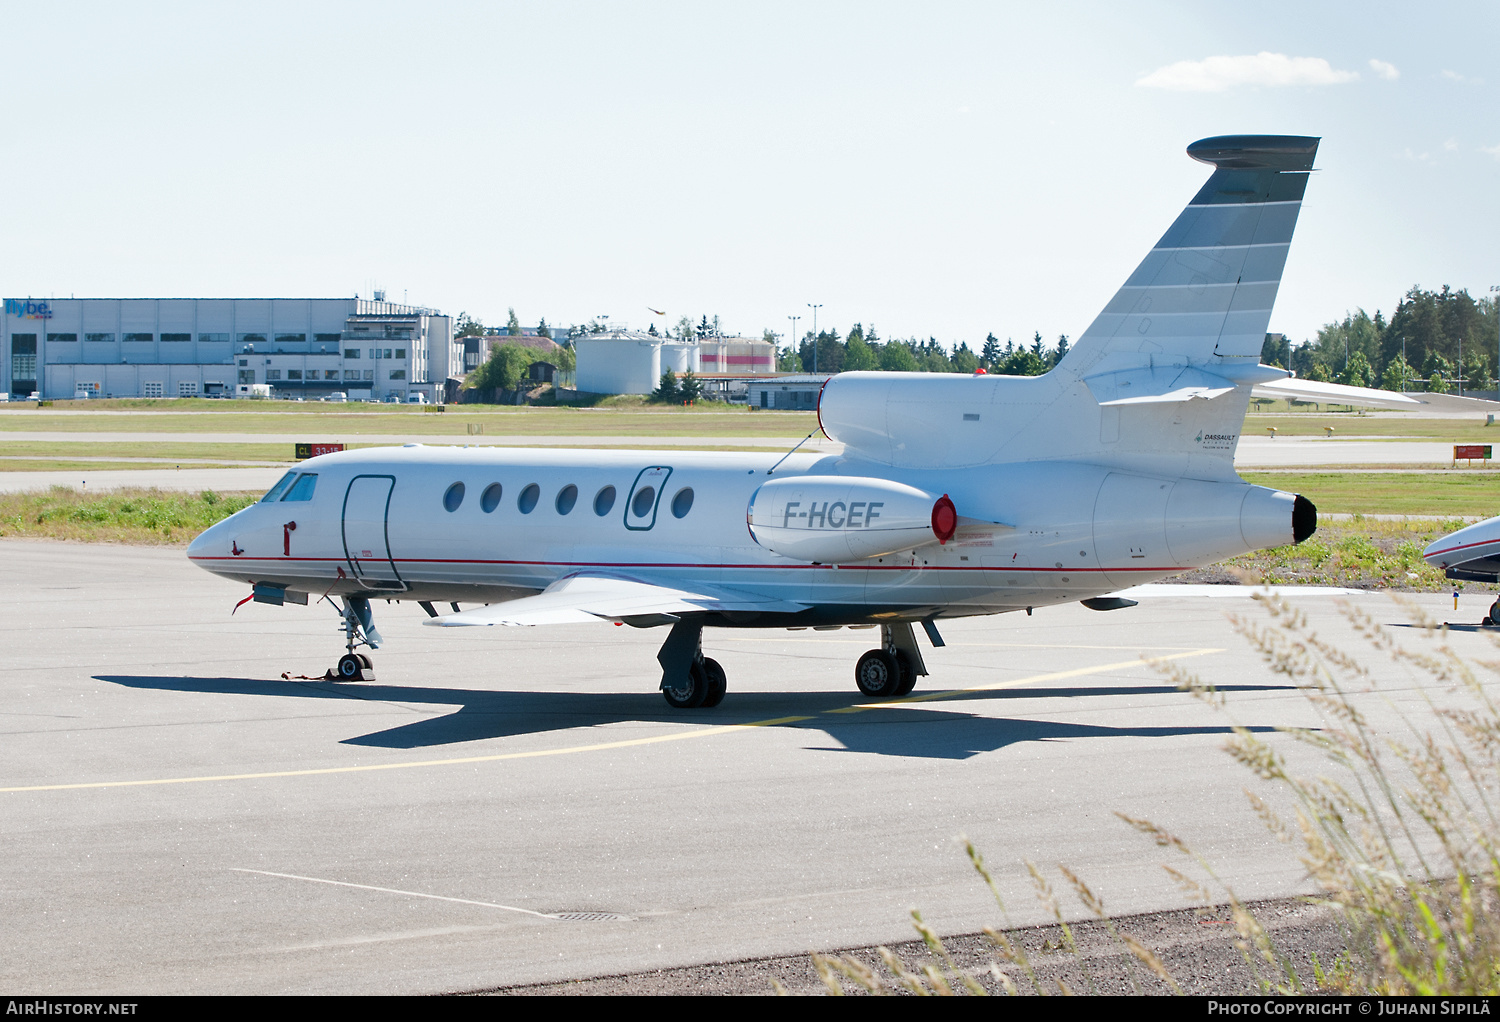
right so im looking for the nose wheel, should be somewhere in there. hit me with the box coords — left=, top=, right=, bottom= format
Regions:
left=337, top=653, right=373, bottom=681
left=328, top=596, right=379, bottom=682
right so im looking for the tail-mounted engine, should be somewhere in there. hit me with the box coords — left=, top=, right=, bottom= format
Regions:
left=748, top=476, right=956, bottom=563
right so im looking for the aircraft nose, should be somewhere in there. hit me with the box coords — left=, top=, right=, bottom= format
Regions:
left=187, top=519, right=225, bottom=562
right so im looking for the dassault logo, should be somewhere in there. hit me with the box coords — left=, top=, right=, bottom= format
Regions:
left=4, top=299, right=52, bottom=320
left=1196, top=431, right=1237, bottom=450
left=782, top=501, right=885, bottom=530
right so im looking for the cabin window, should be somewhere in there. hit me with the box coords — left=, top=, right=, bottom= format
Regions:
left=631, top=486, right=656, bottom=519
left=282, top=473, right=318, bottom=501
left=443, top=482, right=465, bottom=512
left=261, top=471, right=296, bottom=502
left=555, top=484, right=578, bottom=515
left=518, top=483, right=540, bottom=514
left=671, top=487, right=694, bottom=519
left=480, top=483, right=503, bottom=513
left=593, top=485, right=616, bottom=516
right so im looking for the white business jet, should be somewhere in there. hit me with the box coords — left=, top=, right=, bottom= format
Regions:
left=1424, top=518, right=1500, bottom=625
left=187, top=134, right=1413, bottom=707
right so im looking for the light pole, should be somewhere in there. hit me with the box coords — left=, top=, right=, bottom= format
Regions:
left=787, top=315, right=800, bottom=370
left=808, top=303, right=822, bottom=373
left=1491, top=285, right=1500, bottom=396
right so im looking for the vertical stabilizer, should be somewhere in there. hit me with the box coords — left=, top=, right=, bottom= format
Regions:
left=1061, top=135, right=1318, bottom=376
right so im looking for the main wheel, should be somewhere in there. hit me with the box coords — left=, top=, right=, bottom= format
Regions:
left=662, top=661, right=709, bottom=708
left=336, top=653, right=365, bottom=681
left=701, top=657, right=727, bottom=707
left=1489, top=600, right=1500, bottom=626
left=855, top=649, right=902, bottom=698
left=891, top=650, right=918, bottom=697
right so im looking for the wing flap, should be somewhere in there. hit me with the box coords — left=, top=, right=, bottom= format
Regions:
left=424, top=573, right=808, bottom=627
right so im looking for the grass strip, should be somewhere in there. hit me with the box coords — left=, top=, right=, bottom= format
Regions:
left=0, top=487, right=256, bottom=545
left=1241, top=471, right=1498, bottom=516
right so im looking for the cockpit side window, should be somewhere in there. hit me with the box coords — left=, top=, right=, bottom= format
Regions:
left=281, top=473, right=318, bottom=501
left=261, top=471, right=297, bottom=502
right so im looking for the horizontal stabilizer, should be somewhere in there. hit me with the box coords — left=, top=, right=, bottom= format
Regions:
left=1252, top=377, right=1421, bottom=408
left=1084, top=365, right=1237, bottom=406
left=424, top=573, right=808, bottom=627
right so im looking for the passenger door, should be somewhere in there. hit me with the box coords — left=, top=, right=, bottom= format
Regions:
left=342, top=474, right=405, bottom=589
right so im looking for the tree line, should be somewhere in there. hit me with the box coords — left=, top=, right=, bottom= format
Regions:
left=771, top=286, right=1497, bottom=392
left=776, top=324, right=1072, bottom=377
left=1268, top=286, right=1499, bottom=393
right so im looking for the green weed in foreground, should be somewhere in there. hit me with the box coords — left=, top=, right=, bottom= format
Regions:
left=0, top=487, right=256, bottom=544
left=1216, top=517, right=1475, bottom=592
left=808, top=595, right=1500, bottom=996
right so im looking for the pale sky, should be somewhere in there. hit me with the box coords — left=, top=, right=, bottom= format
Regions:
left=3, top=1, right=1495, bottom=350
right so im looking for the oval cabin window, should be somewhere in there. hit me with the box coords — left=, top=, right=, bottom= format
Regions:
left=556, top=484, right=578, bottom=515
left=443, top=482, right=465, bottom=512
left=480, top=483, right=503, bottom=513
left=594, top=485, right=616, bottom=516
left=517, top=483, right=540, bottom=514
left=671, top=487, right=694, bottom=519
left=631, top=486, right=656, bottom=520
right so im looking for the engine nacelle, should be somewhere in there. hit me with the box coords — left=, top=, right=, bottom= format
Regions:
left=747, top=476, right=956, bottom=563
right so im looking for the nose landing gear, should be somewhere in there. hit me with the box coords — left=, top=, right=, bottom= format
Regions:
left=332, top=596, right=381, bottom=681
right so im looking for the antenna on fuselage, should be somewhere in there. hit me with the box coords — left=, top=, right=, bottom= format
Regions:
left=766, top=431, right=819, bottom=475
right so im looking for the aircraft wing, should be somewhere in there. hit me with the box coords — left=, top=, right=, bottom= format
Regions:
left=1250, top=376, right=1421, bottom=408
left=424, top=573, right=809, bottom=627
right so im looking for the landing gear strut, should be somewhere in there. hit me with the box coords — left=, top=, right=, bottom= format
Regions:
left=332, top=595, right=381, bottom=681
left=855, top=622, right=929, bottom=699
left=657, top=619, right=726, bottom=708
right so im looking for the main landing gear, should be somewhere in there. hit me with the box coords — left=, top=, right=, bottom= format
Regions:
left=652, top=619, right=939, bottom=709
left=332, top=595, right=382, bottom=681
left=656, top=619, right=726, bottom=709
left=855, top=622, right=929, bottom=699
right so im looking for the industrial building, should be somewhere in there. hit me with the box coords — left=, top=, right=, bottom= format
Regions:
left=3, top=296, right=455, bottom=401
left=574, top=330, right=775, bottom=396
left=745, top=374, right=832, bottom=409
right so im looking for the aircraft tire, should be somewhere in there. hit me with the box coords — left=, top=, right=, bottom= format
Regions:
left=891, top=650, right=918, bottom=697
left=336, top=654, right=365, bottom=681
left=662, top=661, right=709, bottom=709
left=356, top=653, right=373, bottom=670
left=855, top=649, right=902, bottom=698
left=701, top=658, right=727, bottom=708
left=1489, top=600, right=1500, bottom=626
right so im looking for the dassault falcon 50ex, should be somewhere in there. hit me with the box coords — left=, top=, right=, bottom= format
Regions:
left=188, top=134, right=1412, bottom=708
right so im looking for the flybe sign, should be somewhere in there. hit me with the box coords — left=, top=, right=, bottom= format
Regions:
left=5, top=300, right=52, bottom=320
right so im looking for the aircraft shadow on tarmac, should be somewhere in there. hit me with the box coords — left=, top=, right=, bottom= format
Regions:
left=94, top=675, right=1288, bottom=761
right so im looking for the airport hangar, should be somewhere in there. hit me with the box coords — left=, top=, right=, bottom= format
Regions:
left=2, top=296, right=456, bottom=402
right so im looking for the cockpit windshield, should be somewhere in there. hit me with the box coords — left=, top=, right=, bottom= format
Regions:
left=282, top=474, right=317, bottom=501
left=261, top=471, right=297, bottom=502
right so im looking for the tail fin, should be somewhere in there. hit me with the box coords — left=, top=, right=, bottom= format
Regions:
left=1061, top=135, right=1318, bottom=376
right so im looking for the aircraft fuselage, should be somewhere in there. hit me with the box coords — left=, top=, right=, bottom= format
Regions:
left=187, top=444, right=1299, bottom=627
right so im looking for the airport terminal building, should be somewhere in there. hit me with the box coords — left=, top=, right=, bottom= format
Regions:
left=3, top=297, right=455, bottom=401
